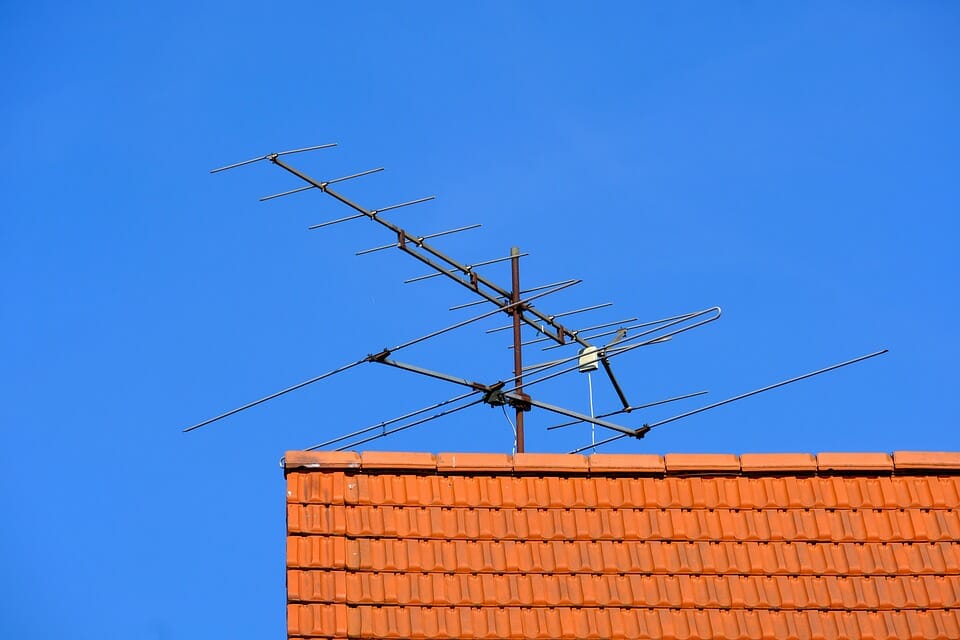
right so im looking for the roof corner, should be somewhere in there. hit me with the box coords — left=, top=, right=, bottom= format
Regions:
left=893, top=450, right=960, bottom=472
left=283, top=450, right=361, bottom=472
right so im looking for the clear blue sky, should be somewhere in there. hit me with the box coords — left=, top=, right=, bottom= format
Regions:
left=2, top=2, right=957, bottom=637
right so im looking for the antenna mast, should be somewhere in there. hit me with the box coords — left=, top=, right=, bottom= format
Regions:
left=509, top=246, right=526, bottom=452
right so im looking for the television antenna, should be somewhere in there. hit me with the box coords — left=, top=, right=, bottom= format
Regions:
left=183, top=143, right=886, bottom=453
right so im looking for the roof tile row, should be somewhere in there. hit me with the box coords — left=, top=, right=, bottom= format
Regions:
left=285, top=451, right=960, bottom=474
left=287, top=503, right=960, bottom=542
left=288, top=537, right=960, bottom=575
left=286, top=453, right=960, bottom=639
left=288, top=472, right=960, bottom=509
left=289, top=571, right=960, bottom=610
left=288, top=604, right=960, bottom=639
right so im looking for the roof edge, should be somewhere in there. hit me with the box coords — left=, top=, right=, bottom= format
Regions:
left=282, top=450, right=960, bottom=475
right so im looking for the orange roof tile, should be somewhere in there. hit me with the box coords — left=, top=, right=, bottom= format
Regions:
left=284, top=451, right=960, bottom=639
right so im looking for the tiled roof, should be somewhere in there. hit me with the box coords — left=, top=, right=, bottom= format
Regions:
left=284, top=451, right=960, bottom=639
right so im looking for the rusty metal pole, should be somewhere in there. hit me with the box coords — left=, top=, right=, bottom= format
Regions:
left=510, top=246, right=525, bottom=452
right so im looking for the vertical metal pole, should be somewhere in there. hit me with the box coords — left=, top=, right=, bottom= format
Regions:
left=510, top=246, right=525, bottom=453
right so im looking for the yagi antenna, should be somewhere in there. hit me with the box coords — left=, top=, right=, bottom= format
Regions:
left=184, top=143, right=888, bottom=453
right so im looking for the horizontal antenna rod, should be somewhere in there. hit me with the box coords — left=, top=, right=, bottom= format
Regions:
left=259, top=184, right=313, bottom=202
left=326, top=166, right=385, bottom=185
left=448, top=280, right=581, bottom=311
left=357, top=224, right=482, bottom=256
left=522, top=357, right=567, bottom=373
left=375, top=195, right=436, bottom=214
left=210, top=143, right=337, bottom=173
left=487, top=302, right=613, bottom=334
left=314, top=196, right=437, bottom=234
left=334, top=398, right=484, bottom=451
left=261, top=167, right=384, bottom=202
left=504, top=392, right=635, bottom=436
left=305, top=391, right=477, bottom=450
left=516, top=317, right=638, bottom=349
left=545, top=390, right=709, bottom=430
left=308, top=213, right=364, bottom=230
left=405, top=252, right=529, bottom=284
left=389, top=278, right=580, bottom=352
left=182, top=358, right=366, bottom=432
left=569, top=349, right=889, bottom=453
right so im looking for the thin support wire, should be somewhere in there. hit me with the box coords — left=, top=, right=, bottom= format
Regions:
left=500, top=404, right=517, bottom=456
left=588, top=371, right=596, bottom=451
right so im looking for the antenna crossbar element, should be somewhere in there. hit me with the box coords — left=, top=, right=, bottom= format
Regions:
left=331, top=398, right=485, bottom=451
left=545, top=390, right=709, bottom=430
left=357, top=224, right=482, bottom=256
left=305, top=390, right=477, bottom=451
left=504, top=392, right=635, bottom=436
left=515, top=317, right=638, bottom=349
left=486, top=302, right=613, bottom=334
left=448, top=280, right=579, bottom=312
left=181, top=357, right=367, bottom=432
left=210, top=143, right=337, bottom=174
left=374, top=357, right=492, bottom=392
left=405, top=252, right=530, bottom=284
left=261, top=167, right=385, bottom=202
left=260, top=184, right=315, bottom=202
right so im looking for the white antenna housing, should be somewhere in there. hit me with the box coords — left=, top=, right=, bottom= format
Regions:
left=578, top=346, right=600, bottom=373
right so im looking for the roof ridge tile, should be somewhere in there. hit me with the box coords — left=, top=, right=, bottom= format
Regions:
left=817, top=453, right=894, bottom=473
left=361, top=451, right=437, bottom=470
left=894, top=451, right=960, bottom=471
left=513, top=452, right=589, bottom=473
left=588, top=453, right=665, bottom=474
left=740, top=453, right=818, bottom=473
left=665, top=453, right=741, bottom=474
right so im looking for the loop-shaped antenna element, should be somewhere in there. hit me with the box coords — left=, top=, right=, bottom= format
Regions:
left=541, top=309, right=704, bottom=351
left=568, top=349, right=889, bottom=453
left=357, top=224, right=482, bottom=256
left=309, top=194, right=433, bottom=231
left=210, top=143, right=337, bottom=174
left=260, top=167, right=384, bottom=202
left=487, top=303, right=613, bottom=334
left=496, top=307, right=723, bottom=398
left=405, top=252, right=530, bottom=284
